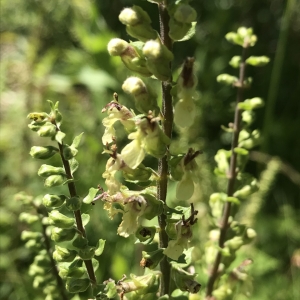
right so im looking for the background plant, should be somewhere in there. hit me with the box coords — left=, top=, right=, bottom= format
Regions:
left=1, top=0, right=300, bottom=299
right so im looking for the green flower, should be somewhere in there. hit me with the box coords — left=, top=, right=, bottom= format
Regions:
left=102, top=100, right=135, bottom=145
left=164, top=220, right=192, bottom=260
left=121, top=116, right=170, bottom=169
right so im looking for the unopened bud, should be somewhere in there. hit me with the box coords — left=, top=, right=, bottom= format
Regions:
left=21, top=230, right=43, bottom=241
left=119, top=6, right=157, bottom=42
left=49, top=210, right=75, bottom=229
left=238, top=97, right=264, bottom=111
left=107, top=38, right=129, bottom=56
left=30, top=146, right=58, bottom=159
left=229, top=56, right=242, bottom=68
left=37, top=122, right=57, bottom=138
left=38, top=164, right=66, bottom=178
left=27, top=112, right=49, bottom=123
left=43, top=194, right=67, bottom=208
left=44, top=175, right=66, bottom=187
left=59, top=266, right=85, bottom=279
left=19, top=212, right=39, bottom=224
left=53, top=245, right=77, bottom=262
left=224, top=236, right=244, bottom=250
left=51, top=227, right=77, bottom=243
left=217, top=74, right=238, bottom=85
left=246, top=56, right=270, bottom=67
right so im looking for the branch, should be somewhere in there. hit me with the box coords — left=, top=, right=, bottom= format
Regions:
left=206, top=46, right=248, bottom=297
left=57, top=141, right=97, bottom=286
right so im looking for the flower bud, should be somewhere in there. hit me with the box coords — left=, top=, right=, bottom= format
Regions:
left=122, top=164, right=152, bottom=183
left=35, top=251, right=51, bottom=268
left=119, top=6, right=157, bottom=42
left=44, top=175, right=66, bottom=187
left=226, top=27, right=257, bottom=47
left=122, top=77, right=159, bottom=114
left=38, top=164, right=66, bottom=178
left=217, top=74, right=238, bottom=85
left=140, top=249, right=164, bottom=269
left=66, top=278, right=90, bottom=293
left=238, top=97, right=264, bottom=111
left=224, top=236, right=244, bottom=251
left=174, top=4, right=197, bottom=23
left=43, top=194, right=67, bottom=208
left=37, top=122, right=57, bottom=138
left=229, top=56, right=242, bottom=68
left=63, top=146, right=78, bottom=160
left=107, top=38, right=129, bottom=56
left=246, top=56, right=270, bottom=67
left=143, top=40, right=173, bottom=81
left=66, top=196, right=81, bottom=211
left=21, top=230, right=43, bottom=241
left=51, top=227, right=77, bottom=243
left=30, top=146, right=58, bottom=159
left=53, top=245, right=77, bottom=262
left=49, top=210, right=75, bottom=229
left=19, top=212, right=39, bottom=224
left=119, top=273, right=157, bottom=294
left=25, top=239, right=43, bottom=250
left=59, top=266, right=85, bottom=279
left=27, top=112, right=49, bottom=123
left=246, top=228, right=257, bottom=240
left=171, top=264, right=201, bottom=293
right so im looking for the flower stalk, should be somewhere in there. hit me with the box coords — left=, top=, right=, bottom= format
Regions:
left=157, top=1, right=173, bottom=296
left=206, top=46, right=249, bottom=297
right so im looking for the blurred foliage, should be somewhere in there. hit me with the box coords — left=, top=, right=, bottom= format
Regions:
left=0, top=0, right=299, bottom=299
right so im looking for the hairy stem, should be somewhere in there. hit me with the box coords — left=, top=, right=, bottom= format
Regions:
left=57, top=142, right=97, bottom=286
left=206, top=47, right=248, bottom=297
left=157, top=1, right=173, bottom=296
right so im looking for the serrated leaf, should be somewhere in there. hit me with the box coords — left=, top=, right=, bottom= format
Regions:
left=83, top=188, right=99, bottom=204
left=55, top=131, right=66, bottom=144
left=70, top=158, right=79, bottom=175
left=81, top=214, right=90, bottom=226
left=72, top=132, right=84, bottom=148
left=177, top=22, right=196, bottom=42
left=95, top=239, right=106, bottom=256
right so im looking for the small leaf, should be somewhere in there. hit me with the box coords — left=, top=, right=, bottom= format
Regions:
left=72, top=132, right=84, bottom=148
left=81, top=214, right=90, bottom=226
left=177, top=22, right=197, bottom=42
left=70, top=158, right=79, bottom=175
left=55, top=131, right=66, bottom=144
left=234, top=147, right=249, bottom=155
left=95, top=239, right=106, bottom=256
left=83, top=188, right=99, bottom=204
left=47, top=100, right=55, bottom=110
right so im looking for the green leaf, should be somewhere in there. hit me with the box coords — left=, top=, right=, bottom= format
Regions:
left=71, top=132, right=84, bottom=148
left=55, top=131, right=66, bottom=144
left=83, top=188, right=99, bottom=204
left=81, top=214, right=90, bottom=227
left=177, top=22, right=197, bottom=42
left=95, top=239, right=106, bottom=256
left=70, top=158, right=79, bottom=175
left=92, top=258, right=99, bottom=272
left=47, top=100, right=55, bottom=110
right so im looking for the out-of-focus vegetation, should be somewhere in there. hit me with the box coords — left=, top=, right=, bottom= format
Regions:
left=0, top=0, right=299, bottom=299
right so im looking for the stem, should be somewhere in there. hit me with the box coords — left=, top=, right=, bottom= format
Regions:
left=33, top=202, right=69, bottom=300
left=57, top=142, right=97, bottom=286
left=206, top=46, right=248, bottom=297
left=157, top=1, right=173, bottom=296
